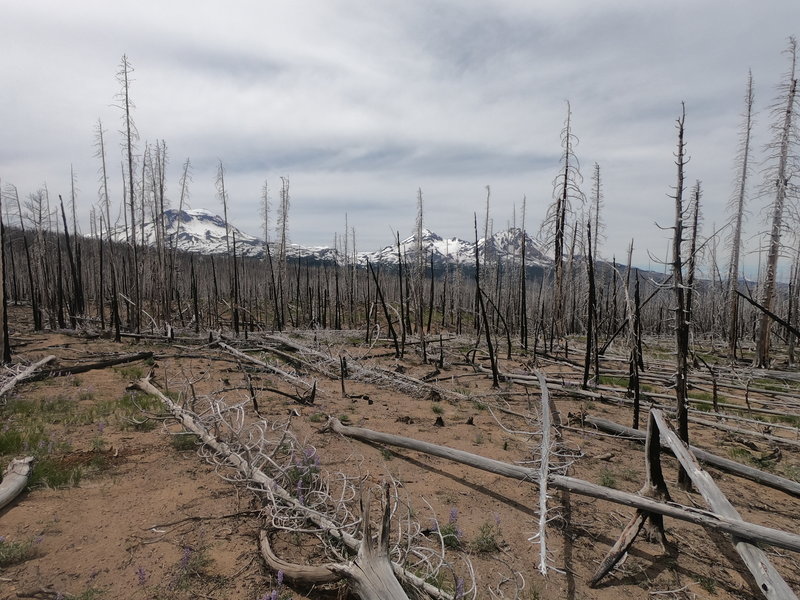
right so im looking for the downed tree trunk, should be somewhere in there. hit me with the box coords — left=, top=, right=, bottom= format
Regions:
left=583, top=415, right=800, bottom=497
left=261, top=486, right=411, bottom=600
left=217, top=342, right=317, bottom=401
left=0, top=456, right=34, bottom=511
left=0, top=355, right=56, bottom=402
left=34, top=351, right=154, bottom=379
left=651, top=409, right=797, bottom=600
left=590, top=411, right=671, bottom=587
left=325, top=418, right=800, bottom=553
left=134, top=376, right=451, bottom=600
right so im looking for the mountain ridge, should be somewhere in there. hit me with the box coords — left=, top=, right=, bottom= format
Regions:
left=122, top=208, right=554, bottom=270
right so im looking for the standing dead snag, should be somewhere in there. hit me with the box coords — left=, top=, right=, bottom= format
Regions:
left=670, top=103, right=692, bottom=489
left=755, top=37, right=798, bottom=367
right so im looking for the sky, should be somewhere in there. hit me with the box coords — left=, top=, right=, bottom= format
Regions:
left=1, top=1, right=798, bottom=276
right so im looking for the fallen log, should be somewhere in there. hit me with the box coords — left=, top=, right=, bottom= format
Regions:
left=134, top=376, right=453, bottom=600
left=583, top=415, right=800, bottom=497
left=0, top=356, right=56, bottom=401
left=325, top=418, right=800, bottom=553
left=651, top=409, right=797, bottom=600
left=260, top=486, right=412, bottom=600
left=217, top=342, right=317, bottom=399
left=0, top=456, right=34, bottom=511
left=32, top=352, right=154, bottom=380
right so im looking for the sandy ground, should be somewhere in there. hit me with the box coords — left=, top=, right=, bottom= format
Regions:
left=1, top=319, right=799, bottom=600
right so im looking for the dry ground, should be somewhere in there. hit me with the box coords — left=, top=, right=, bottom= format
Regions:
left=1, top=312, right=799, bottom=599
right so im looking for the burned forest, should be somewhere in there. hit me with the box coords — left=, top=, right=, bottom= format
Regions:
left=2, top=41, right=800, bottom=600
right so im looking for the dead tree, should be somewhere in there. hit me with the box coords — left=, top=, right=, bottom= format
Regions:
left=669, top=103, right=692, bottom=489
left=755, top=37, right=798, bottom=367
left=726, top=71, right=755, bottom=359
left=116, top=54, right=140, bottom=334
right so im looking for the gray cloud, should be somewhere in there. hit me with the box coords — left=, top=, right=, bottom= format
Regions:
left=1, top=0, right=798, bottom=277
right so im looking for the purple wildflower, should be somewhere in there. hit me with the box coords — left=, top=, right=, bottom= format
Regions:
left=448, top=507, right=459, bottom=524
left=277, top=570, right=284, bottom=586
left=180, top=546, right=192, bottom=570
left=136, top=566, right=148, bottom=585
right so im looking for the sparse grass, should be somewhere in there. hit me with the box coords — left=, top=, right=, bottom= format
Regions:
left=599, top=469, right=617, bottom=489
left=115, top=365, right=145, bottom=381
left=431, top=403, right=444, bottom=415
left=0, top=536, right=40, bottom=567
left=599, top=375, right=629, bottom=388
left=471, top=399, right=487, bottom=411
left=170, top=433, right=200, bottom=451
left=471, top=520, right=501, bottom=553
left=29, top=456, right=82, bottom=489
left=693, top=574, right=717, bottom=594
left=783, top=464, right=800, bottom=482
left=72, top=589, right=105, bottom=600
left=308, top=412, right=326, bottom=423
left=380, top=448, right=394, bottom=461
left=338, top=414, right=351, bottom=425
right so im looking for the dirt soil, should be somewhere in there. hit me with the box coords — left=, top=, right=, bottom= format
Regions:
left=1, top=314, right=799, bottom=600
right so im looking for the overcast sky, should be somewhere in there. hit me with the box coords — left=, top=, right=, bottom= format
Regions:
left=1, top=1, right=798, bottom=275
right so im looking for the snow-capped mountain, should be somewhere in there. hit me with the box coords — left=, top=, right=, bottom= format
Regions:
left=115, top=208, right=264, bottom=257
left=358, top=227, right=551, bottom=269
left=120, top=208, right=552, bottom=270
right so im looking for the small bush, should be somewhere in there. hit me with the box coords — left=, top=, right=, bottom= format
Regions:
left=0, top=536, right=40, bottom=567
left=431, top=403, right=444, bottom=415
left=599, top=469, right=616, bottom=489
left=170, top=433, right=200, bottom=451
left=471, top=520, right=501, bottom=553
left=29, top=457, right=82, bottom=489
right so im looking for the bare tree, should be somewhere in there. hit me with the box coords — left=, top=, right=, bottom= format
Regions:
left=726, top=72, right=755, bottom=359
left=545, top=101, right=584, bottom=342
left=670, top=103, right=692, bottom=489
left=755, top=37, right=798, bottom=367
left=116, top=54, right=140, bottom=333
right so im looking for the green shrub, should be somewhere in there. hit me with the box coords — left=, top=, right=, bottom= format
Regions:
left=0, top=536, right=40, bottom=567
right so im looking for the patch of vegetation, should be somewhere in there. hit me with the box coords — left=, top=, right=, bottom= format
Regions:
left=471, top=519, right=501, bottom=553
left=431, top=403, right=444, bottom=415
left=599, top=375, right=629, bottom=388
left=471, top=399, right=486, bottom=411
left=72, top=589, right=105, bottom=600
left=599, top=469, right=617, bottom=489
left=434, top=508, right=463, bottom=550
left=338, top=414, right=351, bottom=425
left=308, top=412, right=326, bottom=423
left=171, top=545, right=213, bottom=590
left=116, top=365, right=145, bottom=381
left=693, top=574, right=717, bottom=594
left=29, top=456, right=82, bottom=489
left=380, top=448, right=394, bottom=461
left=170, top=433, right=200, bottom=451
left=0, top=536, right=40, bottom=567
left=782, top=464, right=800, bottom=482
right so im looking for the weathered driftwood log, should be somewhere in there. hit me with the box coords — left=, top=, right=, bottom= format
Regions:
left=134, top=376, right=452, bottom=600
left=326, top=418, right=800, bottom=553
left=0, top=355, right=56, bottom=401
left=583, top=415, right=800, bottom=497
left=260, top=486, right=411, bottom=600
left=0, top=456, right=34, bottom=511
left=651, top=409, right=797, bottom=600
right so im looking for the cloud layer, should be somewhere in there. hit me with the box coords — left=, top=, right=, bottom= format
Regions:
left=1, top=0, right=798, bottom=275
